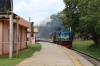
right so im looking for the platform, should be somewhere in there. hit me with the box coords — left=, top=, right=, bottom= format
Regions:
left=16, top=42, right=94, bottom=66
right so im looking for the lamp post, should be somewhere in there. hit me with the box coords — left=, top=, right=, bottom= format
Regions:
left=67, top=5, right=71, bottom=32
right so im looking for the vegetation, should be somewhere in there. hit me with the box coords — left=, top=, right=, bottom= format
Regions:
left=34, top=25, right=38, bottom=28
left=73, top=40, right=100, bottom=58
left=0, top=43, right=42, bottom=66
left=61, top=0, right=100, bottom=45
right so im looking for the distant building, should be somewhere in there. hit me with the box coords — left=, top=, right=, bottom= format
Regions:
left=27, top=28, right=38, bottom=44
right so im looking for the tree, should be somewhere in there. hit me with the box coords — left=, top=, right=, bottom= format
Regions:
left=61, top=0, right=80, bottom=39
left=78, top=0, right=100, bottom=44
left=62, top=0, right=100, bottom=45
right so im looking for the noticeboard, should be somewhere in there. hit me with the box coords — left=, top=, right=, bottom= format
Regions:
left=0, top=0, right=12, bottom=13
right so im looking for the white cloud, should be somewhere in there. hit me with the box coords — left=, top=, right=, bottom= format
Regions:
left=14, top=1, right=27, bottom=11
left=29, top=12, right=50, bottom=25
left=13, top=0, right=65, bottom=25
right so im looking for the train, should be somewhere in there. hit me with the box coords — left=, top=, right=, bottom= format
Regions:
left=51, top=30, right=72, bottom=48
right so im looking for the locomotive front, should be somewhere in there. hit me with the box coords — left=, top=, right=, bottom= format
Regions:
left=56, top=30, right=72, bottom=48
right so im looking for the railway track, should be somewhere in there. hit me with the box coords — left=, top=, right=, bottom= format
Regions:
left=72, top=49, right=100, bottom=66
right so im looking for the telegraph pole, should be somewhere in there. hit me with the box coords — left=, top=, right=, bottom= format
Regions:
left=9, top=0, right=13, bottom=59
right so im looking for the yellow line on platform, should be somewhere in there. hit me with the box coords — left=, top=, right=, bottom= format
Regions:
left=58, top=45, right=82, bottom=66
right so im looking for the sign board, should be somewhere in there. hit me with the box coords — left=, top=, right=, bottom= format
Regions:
left=0, top=0, right=12, bottom=13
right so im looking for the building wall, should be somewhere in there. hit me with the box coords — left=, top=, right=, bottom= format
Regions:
left=0, top=19, right=28, bottom=55
left=3, top=20, right=9, bottom=54
left=13, top=24, right=27, bottom=52
left=27, top=32, right=36, bottom=44
left=13, top=17, right=30, bottom=28
left=0, top=20, right=2, bottom=55
left=21, top=27, right=27, bottom=49
left=31, top=33, right=36, bottom=44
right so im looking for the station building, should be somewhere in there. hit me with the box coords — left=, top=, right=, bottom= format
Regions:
left=0, top=13, right=38, bottom=55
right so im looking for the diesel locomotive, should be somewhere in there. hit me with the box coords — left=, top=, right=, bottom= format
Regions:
left=52, top=30, right=72, bottom=48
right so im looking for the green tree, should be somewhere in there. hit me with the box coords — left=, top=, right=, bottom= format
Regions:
left=62, top=0, right=80, bottom=37
left=62, top=0, right=100, bottom=45
left=78, top=0, right=100, bottom=44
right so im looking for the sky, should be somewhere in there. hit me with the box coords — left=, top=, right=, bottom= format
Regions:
left=13, top=0, right=65, bottom=25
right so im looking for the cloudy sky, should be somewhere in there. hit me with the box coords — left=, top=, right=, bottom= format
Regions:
left=13, top=0, right=65, bottom=25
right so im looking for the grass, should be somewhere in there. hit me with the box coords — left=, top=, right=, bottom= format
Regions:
left=0, top=42, right=42, bottom=66
left=73, top=40, right=100, bottom=58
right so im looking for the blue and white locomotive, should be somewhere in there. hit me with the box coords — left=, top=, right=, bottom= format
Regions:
left=52, top=30, right=72, bottom=48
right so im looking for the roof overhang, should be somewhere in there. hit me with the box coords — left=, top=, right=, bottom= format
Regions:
left=0, top=12, right=18, bottom=20
left=0, top=12, right=30, bottom=28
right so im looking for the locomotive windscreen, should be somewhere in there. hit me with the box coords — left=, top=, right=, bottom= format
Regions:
left=0, top=0, right=12, bottom=12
